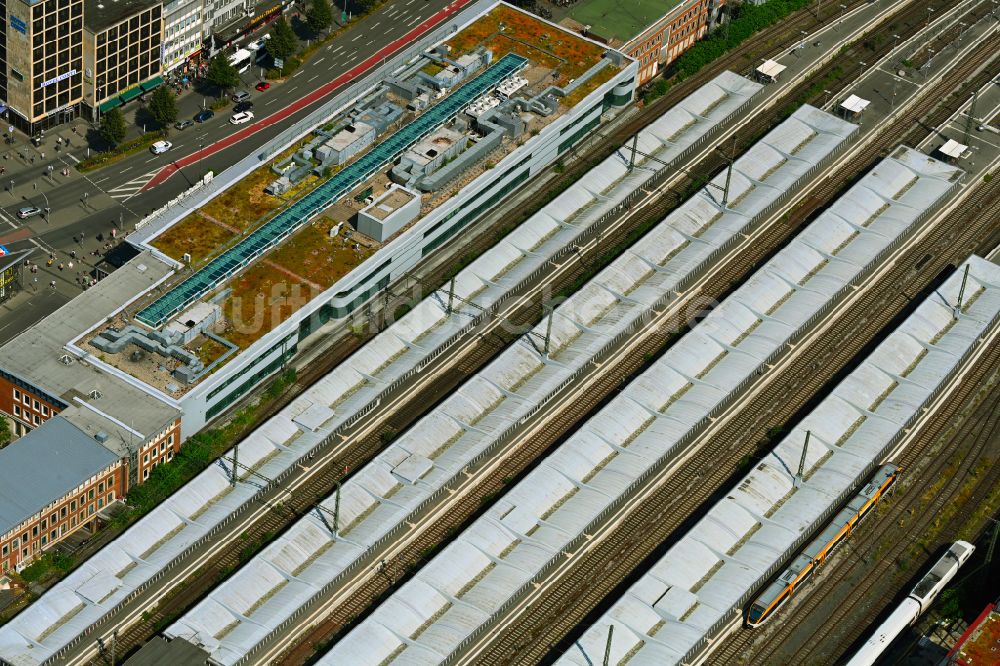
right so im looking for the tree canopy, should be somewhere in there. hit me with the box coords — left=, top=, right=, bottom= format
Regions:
left=307, top=0, right=333, bottom=35
left=148, top=85, right=178, bottom=126
left=206, top=54, right=241, bottom=92
left=266, top=17, right=297, bottom=59
left=99, top=107, right=127, bottom=146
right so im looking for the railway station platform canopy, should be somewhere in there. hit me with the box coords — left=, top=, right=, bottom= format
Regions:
left=0, top=70, right=752, bottom=666
left=559, top=163, right=992, bottom=666
left=163, top=102, right=853, bottom=665
left=314, top=106, right=875, bottom=665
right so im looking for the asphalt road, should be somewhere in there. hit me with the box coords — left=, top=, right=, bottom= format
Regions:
left=0, top=0, right=459, bottom=345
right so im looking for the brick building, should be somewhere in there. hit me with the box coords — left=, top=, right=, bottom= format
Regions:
left=0, top=253, right=181, bottom=572
left=563, top=0, right=724, bottom=86
left=0, top=418, right=123, bottom=573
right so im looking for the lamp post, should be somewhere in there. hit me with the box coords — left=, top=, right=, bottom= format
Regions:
left=96, top=79, right=104, bottom=124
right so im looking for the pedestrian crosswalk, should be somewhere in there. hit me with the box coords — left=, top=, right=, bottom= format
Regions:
left=107, top=169, right=160, bottom=200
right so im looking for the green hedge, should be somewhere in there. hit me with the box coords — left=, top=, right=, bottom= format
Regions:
left=672, top=0, right=814, bottom=81
left=116, top=368, right=297, bottom=524
left=77, top=130, right=167, bottom=173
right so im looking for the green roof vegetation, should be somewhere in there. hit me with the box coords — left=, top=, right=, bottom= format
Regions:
left=569, top=0, right=685, bottom=45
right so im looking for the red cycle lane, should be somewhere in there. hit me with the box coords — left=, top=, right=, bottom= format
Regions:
left=144, top=0, right=474, bottom=191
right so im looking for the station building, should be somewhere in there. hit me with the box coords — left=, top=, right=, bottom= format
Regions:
left=0, top=1, right=634, bottom=566
left=561, top=0, right=724, bottom=86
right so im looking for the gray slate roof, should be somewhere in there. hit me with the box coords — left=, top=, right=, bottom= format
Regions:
left=0, top=417, right=119, bottom=537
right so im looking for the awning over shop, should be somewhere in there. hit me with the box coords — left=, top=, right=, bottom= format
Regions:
left=98, top=97, right=122, bottom=113
left=119, top=86, right=143, bottom=103
left=141, top=75, right=164, bottom=91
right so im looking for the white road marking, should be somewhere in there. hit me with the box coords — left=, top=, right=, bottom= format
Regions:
left=352, top=33, right=363, bottom=41
left=65, top=153, right=80, bottom=163
left=308, top=74, right=320, bottom=83
left=107, top=169, right=160, bottom=200
left=315, top=57, right=325, bottom=65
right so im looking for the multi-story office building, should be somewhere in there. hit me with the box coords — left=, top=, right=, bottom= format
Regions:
left=3, top=0, right=85, bottom=133
left=82, top=0, right=164, bottom=120
left=564, top=0, right=724, bottom=86
left=162, top=0, right=203, bottom=74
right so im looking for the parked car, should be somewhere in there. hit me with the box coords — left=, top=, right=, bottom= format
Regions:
left=16, top=206, right=41, bottom=219
left=255, top=81, right=271, bottom=92
left=194, top=109, right=214, bottom=123
left=231, top=90, right=251, bottom=103
left=230, top=111, right=254, bottom=125
left=149, top=140, right=173, bottom=155
left=174, top=119, right=194, bottom=130
left=233, top=101, right=254, bottom=113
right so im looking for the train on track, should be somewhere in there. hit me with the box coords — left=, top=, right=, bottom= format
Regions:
left=846, top=540, right=976, bottom=666
left=746, top=463, right=901, bottom=626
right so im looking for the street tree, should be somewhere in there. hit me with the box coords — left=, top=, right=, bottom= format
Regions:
left=206, top=54, right=240, bottom=94
left=99, top=107, right=127, bottom=146
left=148, top=85, right=179, bottom=126
left=266, top=17, right=297, bottom=60
left=354, top=0, right=376, bottom=12
left=0, top=417, right=10, bottom=448
left=307, top=0, right=333, bottom=36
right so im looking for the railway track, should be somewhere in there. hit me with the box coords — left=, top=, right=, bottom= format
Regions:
left=265, top=5, right=1000, bottom=661
left=466, top=33, right=1000, bottom=666
left=713, top=179, right=1000, bottom=666
left=79, top=0, right=973, bottom=661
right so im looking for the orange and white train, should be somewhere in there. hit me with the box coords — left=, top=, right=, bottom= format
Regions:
left=746, top=463, right=901, bottom=626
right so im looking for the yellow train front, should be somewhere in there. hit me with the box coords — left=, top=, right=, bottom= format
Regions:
left=745, top=463, right=900, bottom=627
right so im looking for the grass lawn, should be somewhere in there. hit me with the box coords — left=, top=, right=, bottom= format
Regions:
left=562, top=64, right=617, bottom=107
left=267, top=221, right=375, bottom=289
left=200, top=166, right=284, bottom=232
left=220, top=263, right=312, bottom=349
left=448, top=5, right=607, bottom=84
left=152, top=212, right=237, bottom=265
left=195, top=337, right=231, bottom=365
left=568, top=0, right=684, bottom=45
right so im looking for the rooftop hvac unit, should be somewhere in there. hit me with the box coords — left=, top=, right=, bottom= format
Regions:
left=182, top=252, right=192, bottom=264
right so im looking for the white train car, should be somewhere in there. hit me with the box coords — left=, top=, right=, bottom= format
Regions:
left=847, top=540, right=976, bottom=666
